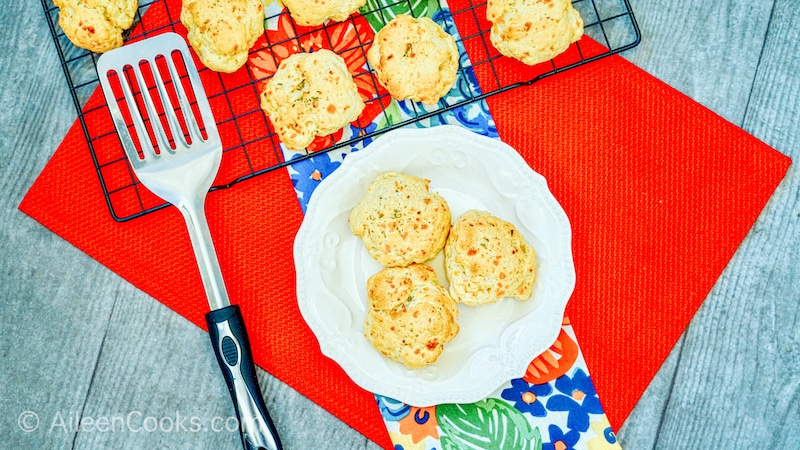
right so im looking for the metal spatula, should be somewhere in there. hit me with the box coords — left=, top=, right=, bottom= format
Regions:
left=96, top=32, right=282, bottom=450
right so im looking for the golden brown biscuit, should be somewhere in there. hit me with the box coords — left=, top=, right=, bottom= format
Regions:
left=349, top=172, right=451, bottom=267
left=364, top=264, right=460, bottom=369
left=54, top=0, right=138, bottom=53
left=487, top=0, right=583, bottom=66
left=181, top=0, right=265, bottom=73
left=282, top=0, right=365, bottom=26
left=444, top=210, right=537, bottom=306
left=259, top=49, right=365, bottom=150
left=367, top=14, right=459, bottom=105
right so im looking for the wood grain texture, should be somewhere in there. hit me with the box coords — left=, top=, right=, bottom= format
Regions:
left=0, top=1, right=379, bottom=449
left=619, top=0, right=800, bottom=449
left=622, top=0, right=775, bottom=125
left=1, top=0, right=798, bottom=449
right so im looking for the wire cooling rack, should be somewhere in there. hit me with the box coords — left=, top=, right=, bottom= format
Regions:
left=41, top=0, right=639, bottom=221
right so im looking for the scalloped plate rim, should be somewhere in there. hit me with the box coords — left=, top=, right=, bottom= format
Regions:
left=293, top=125, right=575, bottom=406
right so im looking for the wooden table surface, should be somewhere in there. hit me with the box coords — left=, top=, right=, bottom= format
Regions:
left=2, top=0, right=798, bottom=448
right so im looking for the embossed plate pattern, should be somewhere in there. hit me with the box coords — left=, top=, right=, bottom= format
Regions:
left=294, top=125, right=576, bottom=406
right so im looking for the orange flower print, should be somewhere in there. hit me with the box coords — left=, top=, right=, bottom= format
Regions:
left=523, top=326, right=580, bottom=385
left=397, top=405, right=439, bottom=444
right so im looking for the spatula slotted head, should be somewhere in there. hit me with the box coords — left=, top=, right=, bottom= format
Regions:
left=96, top=32, right=220, bottom=169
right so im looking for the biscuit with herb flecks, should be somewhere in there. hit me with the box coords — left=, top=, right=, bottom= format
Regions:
left=282, top=0, right=365, bottom=26
left=364, top=264, right=459, bottom=368
left=349, top=172, right=451, bottom=267
left=259, top=49, right=365, bottom=150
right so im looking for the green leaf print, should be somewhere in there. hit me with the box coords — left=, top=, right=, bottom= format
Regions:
left=437, top=399, right=543, bottom=450
left=378, top=101, right=405, bottom=127
left=359, top=0, right=440, bottom=32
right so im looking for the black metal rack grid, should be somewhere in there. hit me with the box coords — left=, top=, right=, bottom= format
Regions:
left=41, top=0, right=639, bottom=221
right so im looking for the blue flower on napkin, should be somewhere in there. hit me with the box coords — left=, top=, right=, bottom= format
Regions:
left=542, top=424, right=581, bottom=450
left=500, top=378, right=553, bottom=417
left=349, top=123, right=379, bottom=148
left=288, top=152, right=343, bottom=213
left=545, top=369, right=604, bottom=432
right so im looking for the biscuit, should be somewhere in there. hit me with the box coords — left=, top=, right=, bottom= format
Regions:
left=364, top=264, right=460, bottom=369
left=487, top=0, right=583, bottom=66
left=349, top=172, right=451, bottom=267
left=259, top=49, right=365, bottom=150
left=181, top=0, right=265, bottom=73
left=54, top=0, right=138, bottom=53
left=367, top=14, right=459, bottom=105
left=444, top=210, right=537, bottom=306
left=282, top=0, right=366, bottom=26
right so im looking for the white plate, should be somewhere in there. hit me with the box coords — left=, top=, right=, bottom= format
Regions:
left=294, top=125, right=575, bottom=406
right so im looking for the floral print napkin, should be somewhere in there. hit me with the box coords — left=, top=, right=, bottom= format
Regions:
left=250, top=1, right=621, bottom=448
left=248, top=0, right=496, bottom=214
left=376, top=319, right=620, bottom=450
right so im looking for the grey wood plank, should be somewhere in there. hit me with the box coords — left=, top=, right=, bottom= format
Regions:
left=652, top=0, right=800, bottom=447
left=0, top=246, right=122, bottom=450
left=74, top=286, right=379, bottom=449
left=615, top=0, right=779, bottom=447
left=71, top=288, right=242, bottom=449
left=620, top=1, right=800, bottom=449
left=4, top=0, right=800, bottom=449
left=0, top=2, right=108, bottom=449
left=0, top=1, right=380, bottom=449
left=622, top=0, right=775, bottom=126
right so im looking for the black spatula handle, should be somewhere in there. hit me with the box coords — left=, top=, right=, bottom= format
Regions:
left=206, top=305, right=282, bottom=450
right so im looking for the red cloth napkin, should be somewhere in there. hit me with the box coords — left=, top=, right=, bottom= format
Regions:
left=447, top=3, right=789, bottom=434
left=21, top=14, right=790, bottom=450
left=481, top=60, right=792, bottom=433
